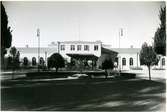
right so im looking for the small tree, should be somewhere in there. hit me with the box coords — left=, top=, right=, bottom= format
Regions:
left=102, top=58, right=114, bottom=78
left=140, top=42, right=158, bottom=80
left=9, top=46, right=20, bottom=79
left=47, top=53, right=65, bottom=72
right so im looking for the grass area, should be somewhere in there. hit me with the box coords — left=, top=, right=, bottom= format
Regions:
left=1, top=78, right=165, bottom=111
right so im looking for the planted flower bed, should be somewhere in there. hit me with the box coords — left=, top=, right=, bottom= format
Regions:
left=26, top=71, right=136, bottom=79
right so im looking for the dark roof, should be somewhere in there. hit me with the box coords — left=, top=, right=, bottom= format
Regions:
left=109, top=48, right=141, bottom=54
left=66, top=53, right=98, bottom=60
left=101, top=47, right=118, bottom=55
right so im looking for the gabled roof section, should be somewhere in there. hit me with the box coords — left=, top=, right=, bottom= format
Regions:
left=101, top=47, right=118, bottom=55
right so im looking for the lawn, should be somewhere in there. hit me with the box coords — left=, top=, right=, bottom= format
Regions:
left=1, top=78, right=166, bottom=111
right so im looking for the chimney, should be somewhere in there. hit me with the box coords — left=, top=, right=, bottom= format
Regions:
left=130, top=45, right=133, bottom=48
left=26, top=45, right=29, bottom=48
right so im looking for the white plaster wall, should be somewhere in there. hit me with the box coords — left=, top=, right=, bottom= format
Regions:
left=117, top=53, right=140, bottom=70
left=59, top=42, right=101, bottom=62
left=19, top=49, right=58, bottom=64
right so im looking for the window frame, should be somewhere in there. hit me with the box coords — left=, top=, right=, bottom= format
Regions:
left=122, top=58, right=126, bottom=66
left=129, top=57, right=133, bottom=66
left=84, top=45, right=89, bottom=51
left=71, top=45, right=75, bottom=51
left=60, top=45, right=65, bottom=51
left=77, top=45, right=82, bottom=51
left=94, top=45, right=99, bottom=51
left=162, top=58, right=165, bottom=66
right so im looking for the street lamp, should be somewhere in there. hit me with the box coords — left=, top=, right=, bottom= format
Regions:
left=37, top=28, right=40, bottom=72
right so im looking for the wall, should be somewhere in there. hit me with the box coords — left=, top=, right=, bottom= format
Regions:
left=58, top=41, right=102, bottom=62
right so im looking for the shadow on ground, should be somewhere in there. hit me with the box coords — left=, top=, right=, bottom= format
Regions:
left=1, top=78, right=166, bottom=111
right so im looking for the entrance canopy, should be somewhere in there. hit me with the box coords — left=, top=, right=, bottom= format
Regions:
left=66, top=53, right=98, bottom=60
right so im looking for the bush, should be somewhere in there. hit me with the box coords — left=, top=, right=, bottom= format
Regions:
left=130, top=66, right=143, bottom=70
left=102, top=58, right=114, bottom=78
left=47, top=53, right=65, bottom=72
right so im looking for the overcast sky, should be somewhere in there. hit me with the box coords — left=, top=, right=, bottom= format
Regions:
left=3, top=1, right=165, bottom=48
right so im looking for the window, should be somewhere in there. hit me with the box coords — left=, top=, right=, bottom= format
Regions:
left=84, top=45, right=89, bottom=51
left=77, top=45, right=81, bottom=51
left=129, top=58, right=133, bottom=66
left=71, top=45, right=75, bottom=51
left=94, top=45, right=98, bottom=51
left=39, top=57, right=44, bottom=65
left=32, top=57, right=36, bottom=66
left=60, top=45, right=65, bottom=51
left=122, top=58, right=126, bottom=66
left=162, top=58, right=165, bottom=66
left=23, top=57, right=28, bottom=66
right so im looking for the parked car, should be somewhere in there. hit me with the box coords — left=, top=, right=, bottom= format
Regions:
left=68, top=74, right=89, bottom=79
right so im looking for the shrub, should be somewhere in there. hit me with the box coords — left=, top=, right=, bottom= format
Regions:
left=102, top=58, right=114, bottom=78
left=47, top=53, right=65, bottom=72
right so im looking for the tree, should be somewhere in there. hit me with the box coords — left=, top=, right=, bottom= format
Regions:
left=9, top=47, right=20, bottom=68
left=102, top=58, right=114, bottom=78
left=140, top=43, right=158, bottom=80
left=9, top=46, right=20, bottom=79
left=154, top=6, right=166, bottom=56
left=1, top=3, right=12, bottom=69
left=47, top=53, right=65, bottom=72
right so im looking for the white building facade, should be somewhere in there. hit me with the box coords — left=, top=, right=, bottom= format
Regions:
left=6, top=41, right=166, bottom=70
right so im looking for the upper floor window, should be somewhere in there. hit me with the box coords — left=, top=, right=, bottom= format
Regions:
left=77, top=45, right=81, bottom=51
left=71, top=45, right=75, bottom=51
left=84, top=45, right=89, bottom=51
left=60, top=45, right=65, bottom=51
left=94, top=45, right=98, bottom=51
left=122, top=58, right=126, bottom=66
left=129, top=57, right=133, bottom=66
left=162, top=58, right=165, bottom=66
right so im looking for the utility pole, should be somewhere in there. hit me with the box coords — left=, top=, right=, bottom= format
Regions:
left=119, top=28, right=120, bottom=48
left=45, top=51, right=47, bottom=66
left=37, top=28, right=40, bottom=72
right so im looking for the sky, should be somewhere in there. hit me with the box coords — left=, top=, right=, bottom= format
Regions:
left=3, top=1, right=165, bottom=48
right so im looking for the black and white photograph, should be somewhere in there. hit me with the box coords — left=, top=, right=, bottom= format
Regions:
left=1, top=1, right=166, bottom=111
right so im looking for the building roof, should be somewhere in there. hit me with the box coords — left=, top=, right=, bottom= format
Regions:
left=16, top=47, right=57, bottom=54
left=59, top=40, right=102, bottom=44
left=110, top=48, right=141, bottom=54
left=101, top=47, right=118, bottom=54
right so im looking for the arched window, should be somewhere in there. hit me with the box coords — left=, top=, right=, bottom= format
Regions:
left=39, top=57, right=45, bottom=65
left=32, top=57, right=36, bottom=66
left=23, top=57, right=28, bottom=66
left=129, top=58, right=133, bottom=66
left=162, top=58, right=165, bottom=66
left=122, top=58, right=126, bottom=66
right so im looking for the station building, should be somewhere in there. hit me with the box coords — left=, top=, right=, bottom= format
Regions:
left=7, top=41, right=166, bottom=70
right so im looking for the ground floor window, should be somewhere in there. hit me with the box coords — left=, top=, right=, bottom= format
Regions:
left=162, top=58, right=165, bottom=66
left=129, top=57, right=133, bottom=66
left=122, top=58, right=126, bottom=66
left=32, top=57, right=36, bottom=66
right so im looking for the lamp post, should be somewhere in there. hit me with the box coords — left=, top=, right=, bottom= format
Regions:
left=37, top=28, right=40, bottom=72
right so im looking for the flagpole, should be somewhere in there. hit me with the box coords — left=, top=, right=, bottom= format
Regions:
left=37, top=28, right=40, bottom=72
left=119, top=28, right=120, bottom=48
